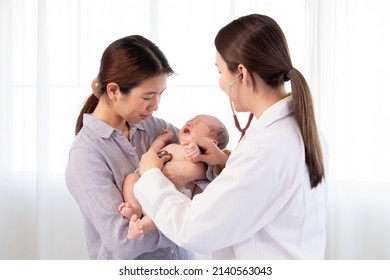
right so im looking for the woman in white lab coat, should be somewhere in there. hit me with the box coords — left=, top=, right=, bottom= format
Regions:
left=134, top=14, right=328, bottom=259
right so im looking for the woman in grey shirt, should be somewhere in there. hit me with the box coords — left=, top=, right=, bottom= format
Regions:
left=65, top=35, right=204, bottom=259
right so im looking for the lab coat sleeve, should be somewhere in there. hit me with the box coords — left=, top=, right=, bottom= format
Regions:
left=134, top=142, right=301, bottom=254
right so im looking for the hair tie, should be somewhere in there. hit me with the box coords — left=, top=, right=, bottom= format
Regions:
left=91, top=78, right=101, bottom=98
left=283, top=67, right=293, bottom=82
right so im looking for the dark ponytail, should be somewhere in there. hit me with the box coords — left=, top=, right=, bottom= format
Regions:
left=75, top=94, right=99, bottom=135
left=289, top=68, right=325, bottom=187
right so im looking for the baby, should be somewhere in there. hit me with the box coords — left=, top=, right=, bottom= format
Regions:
left=118, top=114, right=229, bottom=240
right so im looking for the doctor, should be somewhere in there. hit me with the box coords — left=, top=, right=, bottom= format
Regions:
left=134, top=14, right=328, bottom=259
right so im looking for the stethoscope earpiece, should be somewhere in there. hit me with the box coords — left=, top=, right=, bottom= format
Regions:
left=229, top=75, right=243, bottom=87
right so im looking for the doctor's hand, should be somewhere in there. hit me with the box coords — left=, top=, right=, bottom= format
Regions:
left=138, top=149, right=172, bottom=176
left=182, top=136, right=229, bottom=168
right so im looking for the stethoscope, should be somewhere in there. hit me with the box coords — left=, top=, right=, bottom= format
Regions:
left=227, top=76, right=254, bottom=142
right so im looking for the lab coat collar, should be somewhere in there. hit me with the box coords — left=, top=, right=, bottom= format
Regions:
left=258, top=95, right=294, bottom=128
left=238, top=96, right=293, bottom=143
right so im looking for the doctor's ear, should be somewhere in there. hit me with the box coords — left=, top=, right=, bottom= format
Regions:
left=237, top=64, right=251, bottom=86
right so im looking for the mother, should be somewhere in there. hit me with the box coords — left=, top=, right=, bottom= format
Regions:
left=66, top=35, right=203, bottom=259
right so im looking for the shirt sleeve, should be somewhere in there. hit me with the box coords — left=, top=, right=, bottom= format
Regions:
left=66, top=146, right=173, bottom=259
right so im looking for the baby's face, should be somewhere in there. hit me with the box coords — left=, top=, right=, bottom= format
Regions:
left=179, top=115, right=215, bottom=143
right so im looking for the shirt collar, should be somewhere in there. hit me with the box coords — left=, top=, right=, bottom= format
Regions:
left=83, top=114, right=145, bottom=139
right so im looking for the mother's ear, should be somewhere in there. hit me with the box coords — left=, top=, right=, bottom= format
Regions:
left=106, top=82, right=120, bottom=101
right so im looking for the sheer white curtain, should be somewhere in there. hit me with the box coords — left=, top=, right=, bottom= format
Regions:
left=314, top=0, right=390, bottom=259
left=1, top=0, right=389, bottom=259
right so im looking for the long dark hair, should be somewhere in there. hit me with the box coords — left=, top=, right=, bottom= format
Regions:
left=75, top=35, right=173, bottom=135
left=215, top=14, right=324, bottom=188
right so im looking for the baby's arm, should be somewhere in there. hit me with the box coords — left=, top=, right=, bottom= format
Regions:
left=150, top=129, right=174, bottom=152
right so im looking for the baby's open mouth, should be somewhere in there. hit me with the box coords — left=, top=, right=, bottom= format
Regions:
left=183, top=128, right=190, bottom=134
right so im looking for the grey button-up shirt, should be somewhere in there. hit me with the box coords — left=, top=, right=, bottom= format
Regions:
left=65, top=114, right=195, bottom=259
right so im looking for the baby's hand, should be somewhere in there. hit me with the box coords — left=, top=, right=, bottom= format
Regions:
left=150, top=129, right=174, bottom=152
left=184, top=142, right=201, bottom=162
left=159, top=128, right=174, bottom=141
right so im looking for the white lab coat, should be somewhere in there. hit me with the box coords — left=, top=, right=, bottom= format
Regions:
left=134, top=96, right=327, bottom=259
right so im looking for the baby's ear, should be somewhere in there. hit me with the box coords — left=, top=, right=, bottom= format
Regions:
left=211, top=139, right=218, bottom=146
